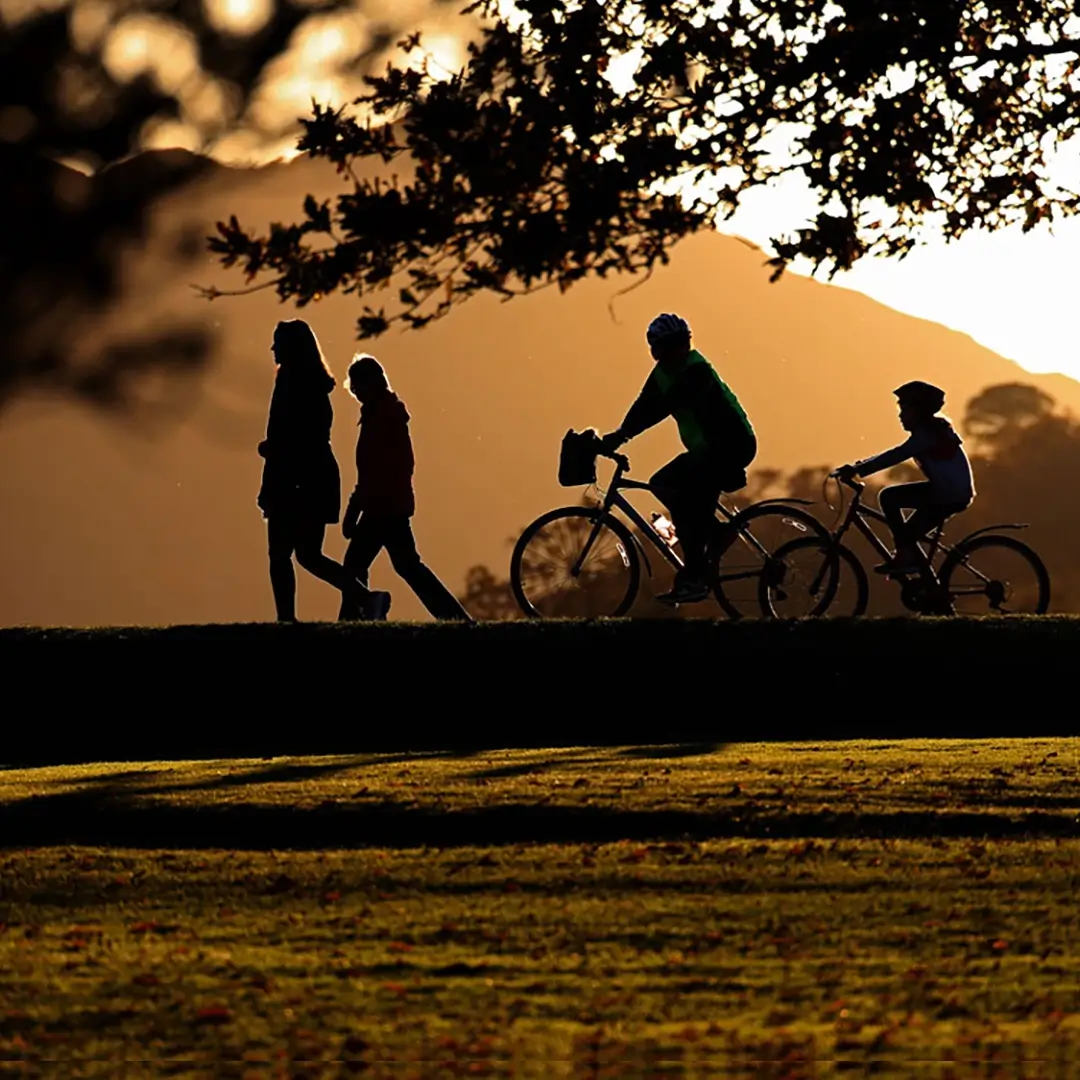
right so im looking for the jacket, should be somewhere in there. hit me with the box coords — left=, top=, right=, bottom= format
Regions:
left=257, top=367, right=341, bottom=523
left=344, top=390, right=416, bottom=521
left=855, top=417, right=975, bottom=505
left=619, top=349, right=757, bottom=466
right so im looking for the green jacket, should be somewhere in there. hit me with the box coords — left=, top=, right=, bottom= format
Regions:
left=619, top=350, right=756, bottom=464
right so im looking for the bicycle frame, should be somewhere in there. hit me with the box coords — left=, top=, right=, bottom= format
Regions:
left=573, top=457, right=808, bottom=587
left=819, top=478, right=1029, bottom=598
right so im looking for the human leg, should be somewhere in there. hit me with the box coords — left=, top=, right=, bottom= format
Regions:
left=876, top=482, right=937, bottom=573
left=339, top=514, right=386, bottom=620
left=649, top=453, right=722, bottom=602
left=385, top=520, right=473, bottom=620
left=293, top=519, right=388, bottom=616
left=267, top=516, right=298, bottom=622
left=383, top=518, right=473, bottom=620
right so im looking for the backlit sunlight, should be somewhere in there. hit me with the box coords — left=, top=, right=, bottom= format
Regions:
left=202, top=0, right=272, bottom=37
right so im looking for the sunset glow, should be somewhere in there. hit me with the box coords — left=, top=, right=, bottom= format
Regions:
left=102, top=15, right=199, bottom=95
left=203, top=0, right=272, bottom=37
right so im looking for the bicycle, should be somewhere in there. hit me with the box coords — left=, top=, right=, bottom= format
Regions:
left=759, top=472, right=1051, bottom=617
left=510, top=447, right=830, bottom=618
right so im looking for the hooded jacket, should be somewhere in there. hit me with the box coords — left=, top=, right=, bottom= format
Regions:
left=855, top=416, right=975, bottom=505
left=345, top=389, right=416, bottom=521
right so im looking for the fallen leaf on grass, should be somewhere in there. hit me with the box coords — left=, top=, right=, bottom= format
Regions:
left=194, top=1006, right=233, bottom=1025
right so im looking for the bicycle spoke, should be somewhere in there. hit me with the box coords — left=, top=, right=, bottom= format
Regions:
left=514, top=511, right=638, bottom=618
left=712, top=507, right=823, bottom=618
left=943, top=537, right=1049, bottom=616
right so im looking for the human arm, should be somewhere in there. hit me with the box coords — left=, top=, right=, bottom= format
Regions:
left=601, top=372, right=669, bottom=450
left=853, top=434, right=918, bottom=478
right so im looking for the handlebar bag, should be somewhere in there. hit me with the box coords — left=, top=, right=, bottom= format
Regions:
left=559, top=428, right=600, bottom=486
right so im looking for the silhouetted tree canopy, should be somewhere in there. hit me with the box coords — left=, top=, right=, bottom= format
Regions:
left=210, top=0, right=1080, bottom=339
left=1, top=0, right=456, bottom=412
left=962, top=382, right=1059, bottom=448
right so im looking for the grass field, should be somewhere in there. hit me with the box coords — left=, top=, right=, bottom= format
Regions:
left=0, top=739, right=1077, bottom=1076
left=3, top=618, right=1079, bottom=763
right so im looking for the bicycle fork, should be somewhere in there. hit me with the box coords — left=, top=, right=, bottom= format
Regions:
left=571, top=513, right=629, bottom=578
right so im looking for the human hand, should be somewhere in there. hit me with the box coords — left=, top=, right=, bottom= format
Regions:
left=833, top=463, right=858, bottom=482
left=599, top=430, right=625, bottom=455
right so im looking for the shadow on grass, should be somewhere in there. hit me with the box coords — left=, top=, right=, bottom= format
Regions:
left=619, top=744, right=723, bottom=759
left=0, top=787, right=1074, bottom=850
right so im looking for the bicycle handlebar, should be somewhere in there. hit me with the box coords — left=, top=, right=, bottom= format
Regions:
left=829, top=469, right=865, bottom=491
left=599, top=448, right=630, bottom=472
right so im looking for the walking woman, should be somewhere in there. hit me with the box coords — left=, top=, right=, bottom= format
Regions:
left=257, top=319, right=390, bottom=622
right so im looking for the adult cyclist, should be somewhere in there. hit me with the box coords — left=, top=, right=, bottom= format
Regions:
left=601, top=313, right=758, bottom=605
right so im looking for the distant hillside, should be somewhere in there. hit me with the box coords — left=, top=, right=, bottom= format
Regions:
left=1, top=151, right=1077, bottom=626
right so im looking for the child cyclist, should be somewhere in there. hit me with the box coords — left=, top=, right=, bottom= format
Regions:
left=835, top=381, right=974, bottom=575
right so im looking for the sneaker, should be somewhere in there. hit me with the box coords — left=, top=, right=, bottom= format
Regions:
left=874, top=550, right=922, bottom=576
left=656, top=578, right=711, bottom=606
left=363, top=590, right=392, bottom=620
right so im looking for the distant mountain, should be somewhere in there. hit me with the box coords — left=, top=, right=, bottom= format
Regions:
left=1, top=151, right=1076, bottom=626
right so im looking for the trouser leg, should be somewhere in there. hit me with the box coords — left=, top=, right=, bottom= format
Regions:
left=339, top=514, right=386, bottom=620
left=878, top=482, right=936, bottom=549
left=292, top=521, right=372, bottom=611
left=384, top=517, right=473, bottom=620
left=267, top=516, right=298, bottom=622
left=649, top=454, right=722, bottom=581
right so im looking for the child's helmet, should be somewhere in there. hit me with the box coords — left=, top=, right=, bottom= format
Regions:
left=646, top=313, right=691, bottom=346
left=894, top=381, right=945, bottom=414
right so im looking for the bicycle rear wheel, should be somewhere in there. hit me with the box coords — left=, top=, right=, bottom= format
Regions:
left=758, top=536, right=869, bottom=618
left=710, top=504, right=829, bottom=619
left=510, top=508, right=641, bottom=618
left=939, top=535, right=1050, bottom=615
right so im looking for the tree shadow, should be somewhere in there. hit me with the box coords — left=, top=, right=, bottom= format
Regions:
left=0, top=783, right=1073, bottom=851
left=463, top=752, right=613, bottom=780
left=618, top=744, right=723, bottom=759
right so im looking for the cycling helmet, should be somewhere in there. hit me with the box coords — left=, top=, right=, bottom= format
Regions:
left=894, top=381, right=945, bottom=414
left=646, top=313, right=691, bottom=346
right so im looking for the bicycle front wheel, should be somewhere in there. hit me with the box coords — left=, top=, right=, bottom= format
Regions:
left=510, top=508, right=641, bottom=618
left=758, top=536, right=869, bottom=618
left=710, top=504, right=829, bottom=619
left=939, top=535, right=1050, bottom=615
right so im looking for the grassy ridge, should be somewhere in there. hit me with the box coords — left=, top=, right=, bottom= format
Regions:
left=0, top=742, right=1076, bottom=1076
left=3, top=618, right=1078, bottom=764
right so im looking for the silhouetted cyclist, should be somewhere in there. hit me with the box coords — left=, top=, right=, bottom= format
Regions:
left=601, top=313, right=757, bottom=605
left=835, top=381, right=975, bottom=576
left=258, top=320, right=391, bottom=623
left=338, top=355, right=472, bottom=621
